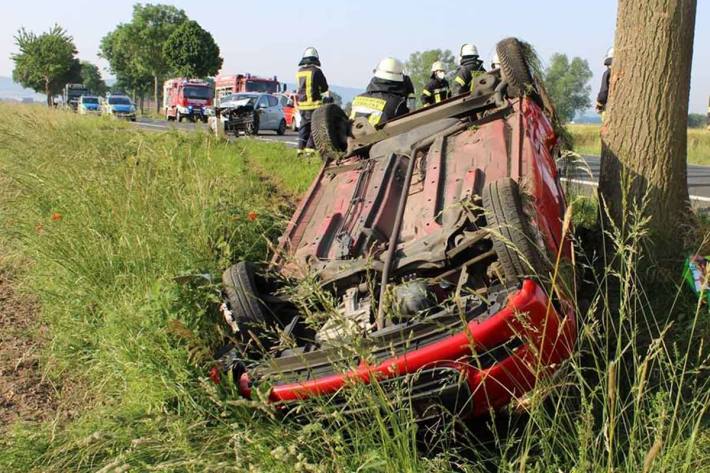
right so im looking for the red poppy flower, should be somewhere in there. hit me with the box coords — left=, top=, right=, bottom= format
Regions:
left=51, top=212, right=62, bottom=222
left=247, top=211, right=257, bottom=222
left=209, top=366, right=221, bottom=384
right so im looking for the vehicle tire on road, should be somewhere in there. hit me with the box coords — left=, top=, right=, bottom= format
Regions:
left=246, top=113, right=259, bottom=136
left=222, top=262, right=269, bottom=329
left=277, top=119, right=287, bottom=136
left=482, top=178, right=545, bottom=285
left=312, top=103, right=349, bottom=162
left=496, top=37, right=535, bottom=98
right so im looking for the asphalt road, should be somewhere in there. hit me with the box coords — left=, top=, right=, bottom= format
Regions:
left=132, top=117, right=710, bottom=205
left=564, top=155, right=710, bottom=205
left=132, top=117, right=300, bottom=147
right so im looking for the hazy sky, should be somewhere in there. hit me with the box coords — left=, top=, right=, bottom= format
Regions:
left=2, top=0, right=709, bottom=112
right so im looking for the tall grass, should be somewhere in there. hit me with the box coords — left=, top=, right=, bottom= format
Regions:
left=567, top=124, right=710, bottom=165
left=0, top=104, right=708, bottom=472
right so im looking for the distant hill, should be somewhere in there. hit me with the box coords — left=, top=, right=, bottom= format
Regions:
left=0, top=76, right=45, bottom=102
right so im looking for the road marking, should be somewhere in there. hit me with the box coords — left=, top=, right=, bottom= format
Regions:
left=560, top=177, right=710, bottom=203
left=255, top=137, right=298, bottom=147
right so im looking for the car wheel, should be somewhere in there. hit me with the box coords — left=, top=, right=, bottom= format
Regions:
left=222, top=262, right=269, bottom=329
left=277, top=119, right=287, bottom=135
left=246, top=113, right=259, bottom=136
left=496, top=37, right=535, bottom=98
left=482, top=178, right=546, bottom=286
left=312, top=103, right=350, bottom=162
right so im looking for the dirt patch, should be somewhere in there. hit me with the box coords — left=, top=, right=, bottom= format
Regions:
left=0, top=265, right=57, bottom=431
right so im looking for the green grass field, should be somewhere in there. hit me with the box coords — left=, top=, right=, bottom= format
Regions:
left=0, top=105, right=708, bottom=472
left=567, top=124, right=710, bottom=165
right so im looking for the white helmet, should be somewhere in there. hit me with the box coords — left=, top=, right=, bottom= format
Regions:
left=605, top=47, right=614, bottom=61
left=302, top=47, right=319, bottom=60
left=491, top=53, right=500, bottom=69
left=374, top=57, right=404, bottom=82
left=431, top=61, right=446, bottom=73
left=460, top=43, right=479, bottom=57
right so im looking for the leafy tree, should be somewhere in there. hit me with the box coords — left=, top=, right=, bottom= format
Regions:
left=687, top=113, right=706, bottom=128
left=80, top=61, right=108, bottom=96
left=101, top=4, right=188, bottom=112
left=11, top=24, right=81, bottom=106
left=543, top=53, right=593, bottom=123
left=163, top=20, right=222, bottom=78
left=99, top=26, right=153, bottom=106
left=405, top=49, right=456, bottom=106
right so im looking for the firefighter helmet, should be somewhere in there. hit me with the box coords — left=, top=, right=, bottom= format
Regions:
left=460, top=43, right=479, bottom=57
left=300, top=47, right=321, bottom=66
left=431, top=61, right=446, bottom=73
left=374, top=57, right=404, bottom=82
left=491, top=53, right=500, bottom=69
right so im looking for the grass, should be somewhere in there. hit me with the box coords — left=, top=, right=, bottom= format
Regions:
left=567, top=124, right=710, bottom=165
left=0, top=104, right=708, bottom=472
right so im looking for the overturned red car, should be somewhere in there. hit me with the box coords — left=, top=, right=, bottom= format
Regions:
left=216, top=38, right=577, bottom=419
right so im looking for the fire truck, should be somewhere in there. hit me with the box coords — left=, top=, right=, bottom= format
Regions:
left=214, top=74, right=282, bottom=102
left=163, top=78, right=214, bottom=122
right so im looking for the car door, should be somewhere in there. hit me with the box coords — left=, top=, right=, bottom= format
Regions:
left=267, top=95, right=281, bottom=129
left=256, top=95, right=271, bottom=129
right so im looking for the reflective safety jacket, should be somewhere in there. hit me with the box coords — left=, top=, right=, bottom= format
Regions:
left=349, top=77, right=409, bottom=126
left=453, top=57, right=486, bottom=95
left=296, top=65, right=329, bottom=111
left=421, top=77, right=450, bottom=106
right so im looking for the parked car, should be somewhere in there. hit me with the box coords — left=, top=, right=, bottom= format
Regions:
left=212, top=93, right=287, bottom=136
left=214, top=38, right=576, bottom=421
left=277, top=92, right=300, bottom=131
left=101, top=95, right=136, bottom=121
left=77, top=95, right=101, bottom=115
left=63, top=83, right=89, bottom=111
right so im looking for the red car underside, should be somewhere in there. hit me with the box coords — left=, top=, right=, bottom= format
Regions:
left=235, top=96, right=576, bottom=416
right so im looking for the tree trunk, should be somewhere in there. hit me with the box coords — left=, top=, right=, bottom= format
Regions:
left=154, top=75, right=160, bottom=114
left=599, top=0, right=697, bottom=258
left=45, top=78, right=52, bottom=107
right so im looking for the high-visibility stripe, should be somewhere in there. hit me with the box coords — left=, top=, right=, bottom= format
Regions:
left=454, top=76, right=466, bottom=86
left=422, top=89, right=432, bottom=96
left=350, top=96, right=387, bottom=125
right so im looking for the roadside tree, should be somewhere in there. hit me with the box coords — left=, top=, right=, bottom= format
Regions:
left=598, top=0, right=696, bottom=259
left=11, top=25, right=81, bottom=106
left=80, top=61, right=108, bottom=96
left=543, top=53, right=593, bottom=123
left=163, top=20, right=222, bottom=79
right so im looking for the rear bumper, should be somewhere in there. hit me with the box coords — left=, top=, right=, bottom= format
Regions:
left=238, top=280, right=576, bottom=417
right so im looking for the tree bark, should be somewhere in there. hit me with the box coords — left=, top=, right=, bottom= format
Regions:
left=45, top=78, right=52, bottom=107
left=599, top=0, right=697, bottom=257
left=154, top=75, right=160, bottom=114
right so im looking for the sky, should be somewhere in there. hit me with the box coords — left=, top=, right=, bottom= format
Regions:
left=1, top=0, right=709, bottom=113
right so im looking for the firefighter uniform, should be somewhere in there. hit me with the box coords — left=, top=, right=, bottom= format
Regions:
left=422, top=61, right=450, bottom=106
left=453, top=43, right=486, bottom=96
left=296, top=47, right=329, bottom=151
left=350, top=58, right=409, bottom=126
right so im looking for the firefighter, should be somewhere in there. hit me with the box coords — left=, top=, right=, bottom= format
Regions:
left=350, top=57, right=409, bottom=126
left=453, top=43, right=486, bottom=95
left=596, top=48, right=613, bottom=113
left=296, top=47, right=329, bottom=154
left=421, top=61, right=450, bottom=106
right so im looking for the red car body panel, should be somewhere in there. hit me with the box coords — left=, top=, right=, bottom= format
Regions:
left=240, top=280, right=576, bottom=415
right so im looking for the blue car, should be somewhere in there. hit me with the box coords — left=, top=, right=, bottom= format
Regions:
left=102, top=95, right=137, bottom=121
left=78, top=96, right=101, bottom=115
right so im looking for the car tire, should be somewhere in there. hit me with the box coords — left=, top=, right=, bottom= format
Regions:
left=246, top=113, right=259, bottom=136
left=222, top=262, right=269, bottom=328
left=312, top=103, right=349, bottom=162
left=482, top=178, right=545, bottom=286
left=496, top=37, right=535, bottom=98
left=277, top=119, right=287, bottom=135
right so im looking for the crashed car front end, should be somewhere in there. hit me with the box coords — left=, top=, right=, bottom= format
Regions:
left=214, top=99, right=256, bottom=135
